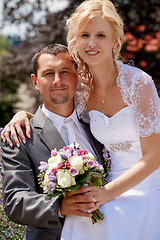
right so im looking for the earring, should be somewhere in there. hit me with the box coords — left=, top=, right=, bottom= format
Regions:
left=112, top=47, right=116, bottom=54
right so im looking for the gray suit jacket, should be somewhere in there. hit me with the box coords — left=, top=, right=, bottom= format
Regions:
left=1, top=106, right=104, bottom=240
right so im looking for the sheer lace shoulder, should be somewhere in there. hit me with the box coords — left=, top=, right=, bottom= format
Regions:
left=117, top=62, right=160, bottom=137
left=74, top=90, right=89, bottom=123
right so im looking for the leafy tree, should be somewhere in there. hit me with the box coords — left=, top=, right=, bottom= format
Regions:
left=0, top=34, right=11, bottom=55
left=116, top=0, right=160, bottom=94
left=0, top=34, right=19, bottom=127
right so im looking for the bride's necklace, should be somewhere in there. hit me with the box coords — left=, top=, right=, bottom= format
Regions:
left=101, top=63, right=119, bottom=104
left=101, top=76, right=115, bottom=104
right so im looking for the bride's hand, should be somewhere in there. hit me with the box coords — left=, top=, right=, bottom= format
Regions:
left=87, top=185, right=110, bottom=213
left=1, top=111, right=33, bottom=148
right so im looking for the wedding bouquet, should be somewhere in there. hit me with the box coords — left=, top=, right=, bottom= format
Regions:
left=38, top=143, right=106, bottom=224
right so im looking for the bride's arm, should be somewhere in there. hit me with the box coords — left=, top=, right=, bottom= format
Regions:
left=101, top=132, right=160, bottom=203
left=85, top=132, right=160, bottom=212
left=87, top=72, right=160, bottom=209
left=1, top=111, right=33, bottom=147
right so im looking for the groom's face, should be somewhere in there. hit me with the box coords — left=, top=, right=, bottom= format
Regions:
left=31, top=52, right=78, bottom=112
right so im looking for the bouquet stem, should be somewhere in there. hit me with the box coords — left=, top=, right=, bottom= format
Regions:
left=91, top=209, right=104, bottom=224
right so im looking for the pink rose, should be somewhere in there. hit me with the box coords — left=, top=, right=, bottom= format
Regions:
left=58, top=163, right=64, bottom=169
left=69, top=167, right=78, bottom=176
left=63, top=146, right=70, bottom=150
left=51, top=168, right=57, bottom=174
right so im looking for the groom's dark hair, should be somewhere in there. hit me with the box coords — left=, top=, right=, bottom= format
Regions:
left=32, top=43, right=77, bottom=76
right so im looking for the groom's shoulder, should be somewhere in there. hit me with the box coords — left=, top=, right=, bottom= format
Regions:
left=30, top=106, right=47, bottom=129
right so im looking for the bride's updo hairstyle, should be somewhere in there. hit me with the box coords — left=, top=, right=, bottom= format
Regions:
left=66, top=0, right=124, bottom=90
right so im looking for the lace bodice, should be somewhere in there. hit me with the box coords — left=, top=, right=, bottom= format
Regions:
left=75, top=61, right=160, bottom=137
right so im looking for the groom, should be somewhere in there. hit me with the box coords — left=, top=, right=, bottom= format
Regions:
left=1, top=44, right=104, bottom=240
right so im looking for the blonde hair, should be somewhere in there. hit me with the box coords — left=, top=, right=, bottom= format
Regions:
left=66, top=0, right=124, bottom=90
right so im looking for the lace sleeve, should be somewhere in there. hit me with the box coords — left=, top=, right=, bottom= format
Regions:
left=131, top=71, right=160, bottom=137
left=74, top=90, right=90, bottom=123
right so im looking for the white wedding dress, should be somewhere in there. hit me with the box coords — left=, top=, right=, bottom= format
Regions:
left=61, top=62, right=160, bottom=240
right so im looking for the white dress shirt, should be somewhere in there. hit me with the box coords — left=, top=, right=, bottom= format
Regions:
left=42, top=104, right=95, bottom=156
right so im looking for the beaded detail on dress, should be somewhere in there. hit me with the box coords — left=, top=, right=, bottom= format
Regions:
left=75, top=61, right=160, bottom=137
left=109, top=141, right=132, bottom=152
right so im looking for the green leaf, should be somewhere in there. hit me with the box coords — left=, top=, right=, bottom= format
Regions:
left=66, top=184, right=81, bottom=192
left=76, top=171, right=89, bottom=184
left=45, top=194, right=53, bottom=201
left=91, top=178, right=102, bottom=187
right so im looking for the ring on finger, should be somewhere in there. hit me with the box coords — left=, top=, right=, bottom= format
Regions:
left=93, top=197, right=96, bottom=203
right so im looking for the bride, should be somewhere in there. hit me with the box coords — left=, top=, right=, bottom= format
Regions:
left=2, top=0, right=160, bottom=239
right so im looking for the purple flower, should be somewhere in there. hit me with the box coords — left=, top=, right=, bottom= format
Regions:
left=48, top=181, right=56, bottom=191
left=43, top=185, right=49, bottom=193
left=103, top=151, right=111, bottom=160
left=87, top=160, right=95, bottom=168
left=64, top=149, right=72, bottom=158
left=69, top=167, right=78, bottom=176
left=71, top=149, right=78, bottom=156
left=83, top=157, right=87, bottom=164
left=103, top=149, right=112, bottom=170
left=107, top=159, right=112, bottom=169
left=60, top=154, right=67, bottom=160
left=79, top=169, right=85, bottom=174
left=38, top=161, right=48, bottom=171
left=48, top=172, right=57, bottom=181
left=94, top=160, right=100, bottom=167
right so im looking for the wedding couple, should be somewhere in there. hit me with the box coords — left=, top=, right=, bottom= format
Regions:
left=2, top=0, right=160, bottom=240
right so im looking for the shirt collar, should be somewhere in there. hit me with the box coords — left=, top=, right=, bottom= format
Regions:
left=42, top=104, right=82, bottom=133
left=64, top=109, right=82, bottom=133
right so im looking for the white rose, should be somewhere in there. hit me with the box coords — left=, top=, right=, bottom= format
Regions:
left=48, top=154, right=62, bottom=170
left=56, top=169, right=76, bottom=188
left=85, top=153, right=95, bottom=160
left=69, top=156, right=84, bottom=171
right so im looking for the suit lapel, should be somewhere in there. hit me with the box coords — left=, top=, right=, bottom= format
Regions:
left=79, top=118, right=104, bottom=166
left=38, top=121, right=65, bottom=151
left=32, top=107, right=65, bottom=152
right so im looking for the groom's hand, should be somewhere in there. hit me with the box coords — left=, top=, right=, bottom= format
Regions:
left=60, top=186, right=96, bottom=217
